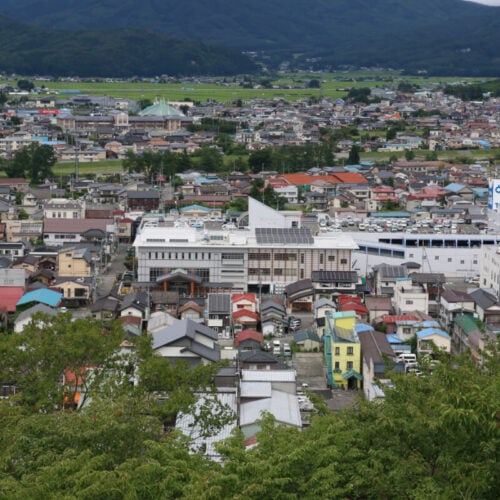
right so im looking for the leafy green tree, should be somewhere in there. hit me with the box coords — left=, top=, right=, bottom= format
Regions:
left=0, top=314, right=124, bottom=412
left=17, top=79, right=34, bottom=92
left=308, top=79, right=321, bottom=88
left=248, top=148, right=273, bottom=173
left=5, top=143, right=56, bottom=184
left=405, top=149, right=415, bottom=161
left=347, top=144, right=361, bottom=165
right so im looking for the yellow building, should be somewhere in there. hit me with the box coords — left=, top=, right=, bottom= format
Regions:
left=57, top=247, right=93, bottom=278
left=324, top=310, right=362, bottom=390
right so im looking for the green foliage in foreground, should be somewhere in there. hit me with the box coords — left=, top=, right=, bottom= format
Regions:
left=0, top=311, right=498, bottom=499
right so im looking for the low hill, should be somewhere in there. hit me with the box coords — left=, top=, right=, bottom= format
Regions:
left=0, top=0, right=499, bottom=75
left=0, top=16, right=256, bottom=77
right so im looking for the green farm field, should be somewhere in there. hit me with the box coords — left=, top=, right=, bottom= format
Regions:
left=2, top=72, right=486, bottom=104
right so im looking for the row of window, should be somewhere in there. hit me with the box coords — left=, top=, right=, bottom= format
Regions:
left=148, top=251, right=212, bottom=260
left=335, top=346, right=354, bottom=355
left=335, top=361, right=354, bottom=370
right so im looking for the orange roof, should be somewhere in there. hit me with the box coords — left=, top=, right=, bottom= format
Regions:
left=235, top=329, right=264, bottom=347
left=337, top=294, right=362, bottom=305
left=233, top=293, right=257, bottom=304
left=332, top=172, right=368, bottom=184
left=381, top=314, right=418, bottom=323
left=233, top=309, right=260, bottom=322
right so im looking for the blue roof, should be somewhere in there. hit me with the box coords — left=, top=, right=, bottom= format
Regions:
left=370, top=212, right=411, bottom=218
left=444, top=183, right=466, bottom=193
left=416, top=327, right=450, bottom=339
left=387, top=334, right=404, bottom=344
left=17, top=289, right=63, bottom=308
left=179, top=204, right=211, bottom=213
left=355, top=323, right=374, bottom=333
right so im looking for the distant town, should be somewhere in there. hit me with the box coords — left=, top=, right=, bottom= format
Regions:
left=0, top=77, right=498, bottom=467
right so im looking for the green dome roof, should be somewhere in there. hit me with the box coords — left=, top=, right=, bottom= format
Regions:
left=139, top=98, right=185, bottom=117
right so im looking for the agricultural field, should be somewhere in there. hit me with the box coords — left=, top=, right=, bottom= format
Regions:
left=1, top=71, right=487, bottom=105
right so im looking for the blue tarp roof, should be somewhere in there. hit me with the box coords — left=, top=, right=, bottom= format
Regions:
left=416, top=327, right=450, bottom=339
left=17, top=289, right=63, bottom=308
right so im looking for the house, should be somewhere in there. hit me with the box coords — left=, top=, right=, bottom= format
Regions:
left=314, top=297, right=336, bottom=338
left=440, top=289, right=475, bottom=330
left=453, top=314, right=497, bottom=365
left=43, top=218, right=114, bottom=246
left=285, top=279, right=314, bottom=311
left=358, top=328, right=400, bottom=401
left=323, top=310, right=362, bottom=390
left=233, top=309, right=260, bottom=330
left=372, top=264, right=408, bottom=296
left=416, top=327, right=451, bottom=355
left=311, top=270, right=359, bottom=295
left=57, top=247, right=93, bottom=278
left=232, top=293, right=257, bottom=313
left=54, top=277, right=93, bottom=305
left=235, top=329, right=264, bottom=350
left=239, top=350, right=281, bottom=370
left=14, top=303, right=59, bottom=333
left=364, top=295, right=392, bottom=323
left=126, top=190, right=160, bottom=212
left=90, top=296, right=121, bottom=321
left=468, top=288, right=500, bottom=327
left=177, top=301, right=204, bottom=322
left=16, top=288, right=63, bottom=310
left=293, top=331, right=321, bottom=351
left=120, top=291, right=150, bottom=322
left=43, top=198, right=85, bottom=219
left=207, top=293, right=231, bottom=337
left=152, top=319, right=220, bottom=366
left=239, top=369, right=301, bottom=440
left=393, top=279, right=429, bottom=315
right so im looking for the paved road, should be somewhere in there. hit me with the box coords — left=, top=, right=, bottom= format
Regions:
left=96, top=244, right=129, bottom=299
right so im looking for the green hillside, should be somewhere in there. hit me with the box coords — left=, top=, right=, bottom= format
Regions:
left=0, top=0, right=499, bottom=75
left=0, top=16, right=256, bottom=77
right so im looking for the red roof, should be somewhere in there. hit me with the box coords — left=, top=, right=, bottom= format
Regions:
left=233, top=309, right=260, bottom=322
left=337, top=294, right=362, bottom=305
left=381, top=314, right=418, bottom=323
left=0, top=287, right=25, bottom=312
left=235, top=329, right=264, bottom=347
left=340, top=303, right=369, bottom=315
left=233, top=293, right=257, bottom=304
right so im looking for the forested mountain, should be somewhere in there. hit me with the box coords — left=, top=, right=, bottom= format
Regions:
left=0, top=0, right=499, bottom=75
left=0, top=16, right=256, bottom=77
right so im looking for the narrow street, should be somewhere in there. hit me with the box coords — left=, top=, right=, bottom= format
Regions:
left=96, top=243, right=129, bottom=299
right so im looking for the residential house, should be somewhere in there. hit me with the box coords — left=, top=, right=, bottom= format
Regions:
left=57, top=247, right=93, bottom=278
left=90, top=296, right=121, bottom=321
left=152, top=319, right=220, bottom=366
left=468, top=288, right=500, bottom=327
left=126, top=190, right=160, bottom=212
left=364, top=295, right=392, bottom=323
left=440, top=289, right=475, bottom=331
left=393, top=279, right=429, bottom=315
left=207, top=293, right=231, bottom=337
left=323, top=310, right=362, bottom=390
left=311, top=270, right=359, bottom=296
left=54, top=277, right=93, bottom=305
left=235, top=329, right=264, bottom=351
left=453, top=314, right=497, bottom=364
left=416, top=327, right=451, bottom=355
left=14, top=303, right=59, bottom=333
left=358, top=327, right=400, bottom=401
left=313, top=297, right=336, bottom=338
left=372, top=264, right=408, bottom=296
left=43, top=198, right=85, bottom=219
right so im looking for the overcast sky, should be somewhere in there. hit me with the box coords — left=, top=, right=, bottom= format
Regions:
left=464, top=0, right=500, bottom=5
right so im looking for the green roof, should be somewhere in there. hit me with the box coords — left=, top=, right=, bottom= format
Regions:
left=454, top=314, right=479, bottom=336
left=139, top=98, right=185, bottom=118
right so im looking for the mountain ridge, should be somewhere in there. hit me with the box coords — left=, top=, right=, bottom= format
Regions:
left=0, top=1, right=499, bottom=75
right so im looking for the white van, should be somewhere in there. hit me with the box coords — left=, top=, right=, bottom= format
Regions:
left=273, top=340, right=281, bottom=355
left=397, top=353, right=417, bottom=364
left=283, top=343, right=292, bottom=356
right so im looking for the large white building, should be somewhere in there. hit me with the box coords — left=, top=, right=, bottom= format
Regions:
left=133, top=198, right=358, bottom=294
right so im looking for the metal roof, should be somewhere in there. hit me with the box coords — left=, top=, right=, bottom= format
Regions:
left=255, top=227, right=313, bottom=245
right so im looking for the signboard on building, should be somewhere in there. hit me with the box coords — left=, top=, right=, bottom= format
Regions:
left=487, top=179, right=500, bottom=210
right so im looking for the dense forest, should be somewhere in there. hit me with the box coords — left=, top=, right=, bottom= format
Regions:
left=0, top=0, right=499, bottom=75
left=0, top=16, right=256, bottom=77
left=0, top=313, right=498, bottom=498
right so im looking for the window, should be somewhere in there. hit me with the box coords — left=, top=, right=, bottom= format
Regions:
left=300, top=269, right=304, bottom=279
left=334, top=361, right=340, bottom=370
left=335, top=347, right=340, bottom=355
left=435, top=256, right=439, bottom=260
left=340, top=258, right=347, bottom=264
left=406, top=300, right=414, bottom=305
left=320, top=254, right=324, bottom=265
left=448, top=257, right=452, bottom=262
left=274, top=268, right=283, bottom=276
left=347, top=361, right=353, bottom=370
left=347, top=347, right=353, bottom=355
left=460, top=260, right=465, bottom=264
left=328, top=255, right=335, bottom=261
left=300, top=254, right=304, bottom=264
